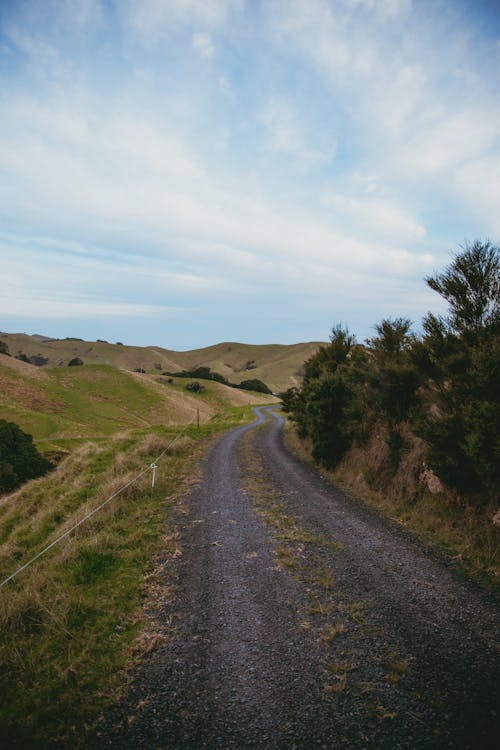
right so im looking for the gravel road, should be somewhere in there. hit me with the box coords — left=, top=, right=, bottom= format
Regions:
left=94, top=406, right=499, bottom=749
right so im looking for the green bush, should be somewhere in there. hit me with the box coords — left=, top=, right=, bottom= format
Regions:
left=288, top=240, right=500, bottom=507
left=0, top=420, right=52, bottom=493
left=186, top=381, right=204, bottom=393
left=237, top=378, right=272, bottom=394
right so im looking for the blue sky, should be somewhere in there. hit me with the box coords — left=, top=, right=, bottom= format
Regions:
left=1, top=0, right=499, bottom=349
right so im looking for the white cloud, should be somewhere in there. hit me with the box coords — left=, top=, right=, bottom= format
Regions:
left=393, top=109, right=500, bottom=177
left=192, top=32, right=215, bottom=57
left=323, top=191, right=426, bottom=242
left=267, top=0, right=500, bottom=235
left=259, top=96, right=335, bottom=169
left=61, top=0, right=104, bottom=28
left=124, top=0, right=242, bottom=34
left=0, top=297, right=178, bottom=319
left=0, top=86, right=433, bottom=294
left=454, top=156, right=500, bottom=235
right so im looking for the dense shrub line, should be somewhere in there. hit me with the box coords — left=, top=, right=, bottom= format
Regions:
left=163, top=366, right=273, bottom=394
left=283, top=240, right=500, bottom=510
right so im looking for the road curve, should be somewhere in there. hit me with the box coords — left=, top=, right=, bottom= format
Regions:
left=94, top=406, right=499, bottom=749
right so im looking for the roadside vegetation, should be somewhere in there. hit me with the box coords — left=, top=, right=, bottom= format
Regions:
left=0, top=404, right=259, bottom=748
left=283, top=240, right=500, bottom=584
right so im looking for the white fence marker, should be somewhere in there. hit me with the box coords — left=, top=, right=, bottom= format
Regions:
left=150, top=462, right=158, bottom=490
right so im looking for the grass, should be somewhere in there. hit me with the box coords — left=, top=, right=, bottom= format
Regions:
left=0, top=403, right=259, bottom=748
left=0, top=358, right=276, bottom=453
left=0, top=334, right=323, bottom=393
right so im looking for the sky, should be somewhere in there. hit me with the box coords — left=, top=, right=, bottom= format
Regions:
left=0, top=0, right=499, bottom=350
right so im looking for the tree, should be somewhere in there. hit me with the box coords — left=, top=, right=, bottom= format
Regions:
left=425, top=239, right=499, bottom=335
left=237, top=378, right=272, bottom=394
left=0, top=420, right=51, bottom=493
left=416, top=241, right=500, bottom=503
left=366, top=318, right=420, bottom=424
left=288, top=326, right=361, bottom=468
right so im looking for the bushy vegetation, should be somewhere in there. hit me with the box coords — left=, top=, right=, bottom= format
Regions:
left=186, top=380, right=205, bottom=393
left=166, top=366, right=272, bottom=394
left=284, top=240, right=500, bottom=510
left=0, top=420, right=52, bottom=493
left=238, top=378, right=273, bottom=394
left=165, top=366, right=229, bottom=383
left=15, top=351, right=49, bottom=366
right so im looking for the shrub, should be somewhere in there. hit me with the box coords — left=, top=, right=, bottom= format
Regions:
left=68, top=357, right=84, bottom=367
left=186, top=381, right=204, bottom=393
left=237, top=378, right=272, bottom=394
left=30, top=354, right=48, bottom=366
left=414, top=241, right=500, bottom=504
left=0, top=420, right=51, bottom=493
left=0, top=340, right=9, bottom=356
left=288, top=241, right=500, bottom=508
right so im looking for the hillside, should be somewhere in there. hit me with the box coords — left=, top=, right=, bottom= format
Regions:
left=0, top=333, right=322, bottom=393
left=0, top=353, right=277, bottom=452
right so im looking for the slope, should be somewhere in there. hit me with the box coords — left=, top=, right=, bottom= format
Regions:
left=0, top=354, right=277, bottom=451
left=0, top=333, right=322, bottom=393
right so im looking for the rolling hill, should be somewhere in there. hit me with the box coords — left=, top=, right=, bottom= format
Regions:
left=0, top=333, right=322, bottom=393
left=0, top=353, right=278, bottom=452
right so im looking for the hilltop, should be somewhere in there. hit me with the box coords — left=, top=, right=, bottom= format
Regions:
left=0, top=333, right=322, bottom=393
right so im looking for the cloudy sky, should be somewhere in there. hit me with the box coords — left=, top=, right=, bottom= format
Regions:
left=1, top=0, right=499, bottom=349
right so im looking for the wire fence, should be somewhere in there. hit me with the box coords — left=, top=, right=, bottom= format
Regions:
left=0, top=419, right=196, bottom=590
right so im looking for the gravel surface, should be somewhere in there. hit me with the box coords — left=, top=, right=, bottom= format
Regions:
left=93, top=407, right=500, bottom=749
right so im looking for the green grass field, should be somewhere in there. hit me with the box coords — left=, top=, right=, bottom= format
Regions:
left=0, top=355, right=277, bottom=452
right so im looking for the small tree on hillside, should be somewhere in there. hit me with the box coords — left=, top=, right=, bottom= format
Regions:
left=0, top=420, right=51, bottom=493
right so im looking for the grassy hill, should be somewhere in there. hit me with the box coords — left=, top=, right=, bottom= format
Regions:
left=0, top=354, right=277, bottom=452
left=0, top=333, right=322, bottom=393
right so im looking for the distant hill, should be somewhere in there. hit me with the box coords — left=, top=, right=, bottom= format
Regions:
left=0, top=333, right=323, bottom=393
left=0, top=353, right=277, bottom=452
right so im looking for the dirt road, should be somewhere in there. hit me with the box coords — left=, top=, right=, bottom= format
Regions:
left=95, top=407, right=499, bottom=749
